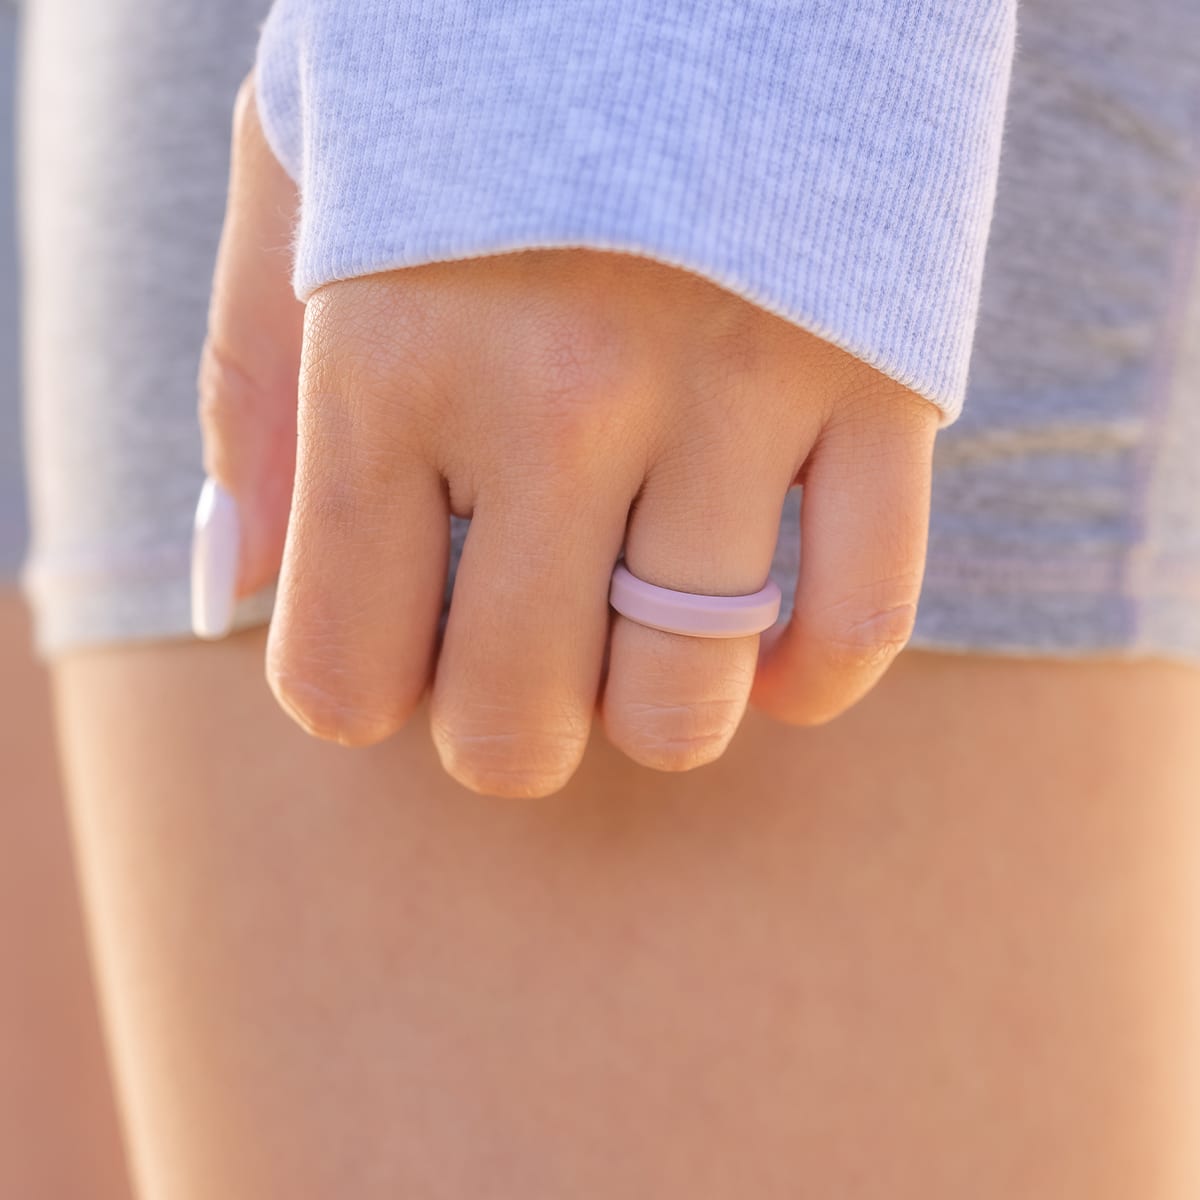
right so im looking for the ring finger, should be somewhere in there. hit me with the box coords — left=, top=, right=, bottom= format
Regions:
left=601, top=427, right=799, bottom=772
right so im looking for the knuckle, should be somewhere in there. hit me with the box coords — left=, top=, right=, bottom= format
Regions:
left=817, top=598, right=918, bottom=674
left=268, top=664, right=412, bottom=748
left=609, top=696, right=741, bottom=773
left=197, top=338, right=269, bottom=444
left=431, top=712, right=587, bottom=799
left=319, top=298, right=431, bottom=396
left=198, top=339, right=249, bottom=426
left=517, top=307, right=631, bottom=449
left=530, top=306, right=620, bottom=399
left=301, top=287, right=443, bottom=449
left=824, top=372, right=941, bottom=448
left=693, top=299, right=768, bottom=392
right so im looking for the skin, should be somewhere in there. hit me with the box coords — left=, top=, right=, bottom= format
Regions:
left=27, top=60, right=1200, bottom=1200
left=200, top=83, right=940, bottom=798
left=0, top=588, right=133, bottom=1200
left=51, top=633, right=1200, bottom=1199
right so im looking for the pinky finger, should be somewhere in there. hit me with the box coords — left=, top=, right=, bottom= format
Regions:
left=751, top=398, right=938, bottom=726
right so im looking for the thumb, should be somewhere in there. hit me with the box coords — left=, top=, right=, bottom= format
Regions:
left=191, top=76, right=304, bottom=639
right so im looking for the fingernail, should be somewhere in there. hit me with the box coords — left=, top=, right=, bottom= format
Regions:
left=191, top=477, right=241, bottom=639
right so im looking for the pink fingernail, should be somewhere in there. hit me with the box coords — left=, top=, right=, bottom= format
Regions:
left=190, top=477, right=241, bottom=639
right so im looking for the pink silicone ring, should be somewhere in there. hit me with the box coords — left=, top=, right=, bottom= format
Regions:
left=609, top=564, right=783, bottom=639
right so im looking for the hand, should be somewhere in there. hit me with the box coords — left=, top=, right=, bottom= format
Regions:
left=194, top=80, right=940, bottom=798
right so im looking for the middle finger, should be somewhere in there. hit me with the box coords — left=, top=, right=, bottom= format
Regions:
left=431, top=463, right=633, bottom=799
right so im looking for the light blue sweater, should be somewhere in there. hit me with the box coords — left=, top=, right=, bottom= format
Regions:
left=255, top=1, right=1017, bottom=423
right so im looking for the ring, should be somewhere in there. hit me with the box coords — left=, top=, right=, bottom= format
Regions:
left=608, top=563, right=782, bottom=639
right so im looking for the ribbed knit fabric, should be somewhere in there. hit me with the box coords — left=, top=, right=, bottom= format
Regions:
left=254, top=1, right=1016, bottom=423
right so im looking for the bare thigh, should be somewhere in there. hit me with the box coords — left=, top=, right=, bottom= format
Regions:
left=0, top=589, right=132, bottom=1199
left=52, top=633, right=1200, bottom=1199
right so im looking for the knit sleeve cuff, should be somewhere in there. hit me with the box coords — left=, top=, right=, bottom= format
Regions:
left=255, top=0, right=1016, bottom=424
